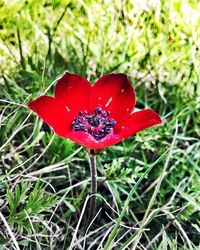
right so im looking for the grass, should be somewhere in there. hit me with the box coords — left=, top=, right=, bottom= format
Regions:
left=0, top=0, right=200, bottom=249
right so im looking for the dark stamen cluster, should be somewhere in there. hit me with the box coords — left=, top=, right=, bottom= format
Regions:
left=72, top=107, right=116, bottom=140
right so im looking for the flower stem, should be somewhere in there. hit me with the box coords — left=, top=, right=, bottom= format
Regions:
left=86, top=154, right=97, bottom=230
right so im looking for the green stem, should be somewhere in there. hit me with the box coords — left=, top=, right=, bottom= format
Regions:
left=86, top=155, right=97, bottom=230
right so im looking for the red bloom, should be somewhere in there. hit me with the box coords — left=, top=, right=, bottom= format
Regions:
left=28, top=73, right=162, bottom=150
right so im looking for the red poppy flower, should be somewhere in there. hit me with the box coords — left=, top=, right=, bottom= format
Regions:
left=28, top=73, right=162, bottom=150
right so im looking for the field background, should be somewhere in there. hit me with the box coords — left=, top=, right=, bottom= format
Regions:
left=0, top=0, right=199, bottom=249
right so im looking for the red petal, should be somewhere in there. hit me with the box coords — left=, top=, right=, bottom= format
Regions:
left=66, top=131, right=123, bottom=150
left=90, top=74, right=135, bottom=121
left=117, top=109, right=162, bottom=138
left=54, top=72, right=91, bottom=116
left=28, top=96, right=72, bottom=137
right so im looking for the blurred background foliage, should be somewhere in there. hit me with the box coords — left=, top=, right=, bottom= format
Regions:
left=0, top=0, right=199, bottom=249
left=1, top=0, right=200, bottom=98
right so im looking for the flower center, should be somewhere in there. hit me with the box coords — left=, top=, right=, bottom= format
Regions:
left=72, top=107, right=116, bottom=141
